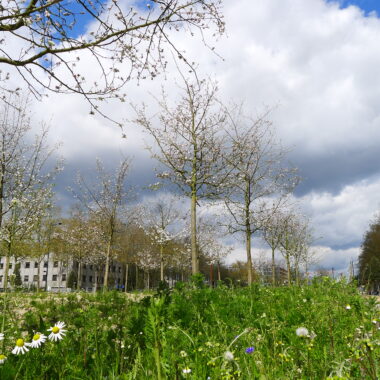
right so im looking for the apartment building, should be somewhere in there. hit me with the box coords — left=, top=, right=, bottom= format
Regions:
left=0, top=254, right=124, bottom=292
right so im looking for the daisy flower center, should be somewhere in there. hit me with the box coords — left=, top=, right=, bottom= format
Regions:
left=52, top=326, right=60, bottom=334
left=0, top=354, right=5, bottom=360
left=16, top=339, right=24, bottom=347
left=33, top=334, right=40, bottom=341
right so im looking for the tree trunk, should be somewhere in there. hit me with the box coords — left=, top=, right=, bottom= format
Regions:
left=3, top=253, right=10, bottom=292
left=93, top=268, right=97, bottom=293
left=160, top=245, right=164, bottom=282
left=77, top=261, right=82, bottom=290
left=37, top=260, right=41, bottom=292
left=147, top=271, right=150, bottom=290
left=246, top=230, right=253, bottom=285
left=190, top=190, right=199, bottom=274
left=103, top=236, right=112, bottom=290
left=217, top=261, right=221, bottom=281
left=124, top=263, right=129, bottom=292
left=271, top=247, right=276, bottom=287
left=209, top=263, right=213, bottom=287
left=135, top=264, right=139, bottom=290
left=245, top=179, right=253, bottom=285
left=285, top=253, right=291, bottom=285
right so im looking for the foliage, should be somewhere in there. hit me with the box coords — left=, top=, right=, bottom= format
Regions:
left=359, top=215, right=380, bottom=292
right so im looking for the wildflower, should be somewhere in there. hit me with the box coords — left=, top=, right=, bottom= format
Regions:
left=0, top=354, right=6, bottom=364
left=296, top=327, right=309, bottom=337
left=12, top=339, right=29, bottom=355
left=180, top=350, right=187, bottom=357
left=48, top=321, right=66, bottom=341
left=245, top=346, right=255, bottom=354
left=372, top=320, right=377, bottom=324
left=28, top=333, right=47, bottom=348
left=183, top=367, right=191, bottom=374
left=0, top=333, right=3, bottom=341
left=223, top=351, right=234, bottom=361
left=345, top=305, right=351, bottom=310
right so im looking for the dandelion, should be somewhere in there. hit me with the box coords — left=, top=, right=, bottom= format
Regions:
left=345, top=305, right=351, bottom=310
left=223, top=351, right=234, bottom=361
left=296, top=327, right=309, bottom=337
left=0, top=333, right=3, bottom=341
left=12, top=339, right=29, bottom=355
left=0, top=354, right=6, bottom=364
left=183, top=367, right=191, bottom=374
left=48, top=321, right=66, bottom=341
left=245, top=346, right=255, bottom=354
left=28, top=333, right=47, bottom=348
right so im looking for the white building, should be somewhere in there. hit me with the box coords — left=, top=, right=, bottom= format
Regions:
left=0, top=254, right=124, bottom=292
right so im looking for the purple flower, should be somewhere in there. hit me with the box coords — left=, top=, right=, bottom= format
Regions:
left=245, top=346, right=255, bottom=354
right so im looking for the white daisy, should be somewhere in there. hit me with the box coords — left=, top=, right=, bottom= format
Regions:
left=48, top=321, right=66, bottom=341
left=296, top=327, right=309, bottom=337
left=0, top=333, right=3, bottom=341
left=345, top=305, right=351, bottom=310
left=27, top=333, right=47, bottom=348
left=12, top=339, right=29, bottom=355
left=0, top=354, right=6, bottom=364
left=182, top=367, right=191, bottom=374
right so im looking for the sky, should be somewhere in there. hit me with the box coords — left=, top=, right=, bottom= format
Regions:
left=15, top=0, right=380, bottom=275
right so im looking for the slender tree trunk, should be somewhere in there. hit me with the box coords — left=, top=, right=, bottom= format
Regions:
left=124, top=263, right=129, bottom=292
left=285, top=253, right=291, bottom=286
left=209, top=263, right=213, bottom=287
left=245, top=179, right=253, bottom=285
left=135, top=264, right=139, bottom=290
left=77, top=261, right=83, bottom=290
left=93, top=268, right=97, bottom=293
left=147, top=271, right=150, bottom=290
left=160, top=245, right=164, bottom=282
left=37, top=260, right=41, bottom=292
left=104, top=235, right=112, bottom=290
left=190, top=190, right=199, bottom=274
left=246, top=229, right=253, bottom=285
left=271, top=246, right=276, bottom=287
left=3, top=241, right=13, bottom=291
left=217, top=261, right=221, bottom=281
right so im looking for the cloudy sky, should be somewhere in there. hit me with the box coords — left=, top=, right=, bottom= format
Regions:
left=18, top=0, right=380, bottom=274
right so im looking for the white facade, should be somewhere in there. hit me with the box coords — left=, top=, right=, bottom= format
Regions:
left=0, top=254, right=124, bottom=291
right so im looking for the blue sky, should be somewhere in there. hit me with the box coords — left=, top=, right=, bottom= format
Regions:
left=328, top=0, right=380, bottom=15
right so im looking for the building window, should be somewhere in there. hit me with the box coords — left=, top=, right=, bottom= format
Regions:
left=42, top=275, right=47, bottom=281
left=90, top=265, right=93, bottom=270
left=52, top=274, right=57, bottom=281
left=0, top=275, right=3, bottom=282
left=33, top=275, right=38, bottom=281
left=25, top=262, right=30, bottom=269
left=0, top=263, right=3, bottom=269
left=53, top=261, right=59, bottom=268
left=112, top=266, right=116, bottom=273
left=118, top=267, right=121, bottom=273
left=61, top=274, right=66, bottom=282
left=89, top=276, right=93, bottom=283
left=82, top=275, right=86, bottom=283
left=43, top=262, right=48, bottom=268
left=24, top=275, right=29, bottom=282
left=34, top=262, right=38, bottom=268
left=9, top=263, right=12, bottom=269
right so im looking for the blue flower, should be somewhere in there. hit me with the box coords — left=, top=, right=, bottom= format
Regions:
left=245, top=346, right=255, bottom=354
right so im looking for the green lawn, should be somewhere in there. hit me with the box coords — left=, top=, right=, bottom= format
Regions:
left=0, top=279, right=378, bottom=379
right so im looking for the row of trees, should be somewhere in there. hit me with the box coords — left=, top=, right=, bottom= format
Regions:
left=0, top=80, right=315, bottom=289
left=134, top=78, right=314, bottom=285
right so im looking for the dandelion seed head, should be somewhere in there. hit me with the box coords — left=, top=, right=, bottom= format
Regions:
left=296, top=327, right=309, bottom=337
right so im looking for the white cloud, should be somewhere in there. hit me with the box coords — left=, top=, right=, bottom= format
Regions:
left=18, top=0, right=380, bottom=264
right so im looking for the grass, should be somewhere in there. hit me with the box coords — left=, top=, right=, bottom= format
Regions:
left=0, top=278, right=379, bottom=379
